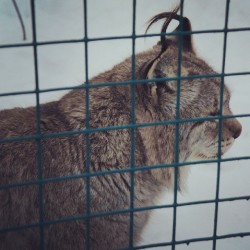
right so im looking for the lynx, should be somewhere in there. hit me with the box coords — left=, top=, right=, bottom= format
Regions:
left=0, top=8, right=242, bottom=250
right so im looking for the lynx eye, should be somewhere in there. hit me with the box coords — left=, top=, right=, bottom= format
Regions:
left=209, top=111, right=219, bottom=117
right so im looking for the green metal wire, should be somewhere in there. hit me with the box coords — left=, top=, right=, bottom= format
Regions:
left=1, top=155, right=250, bottom=193
left=83, top=0, right=91, bottom=248
left=213, top=1, right=230, bottom=249
left=1, top=113, right=250, bottom=145
left=0, top=0, right=249, bottom=249
left=1, top=194, right=249, bottom=234
left=30, top=0, right=45, bottom=249
left=129, top=0, right=137, bottom=247
left=172, top=1, right=184, bottom=249
left=1, top=71, right=250, bottom=98
left=1, top=27, right=250, bottom=50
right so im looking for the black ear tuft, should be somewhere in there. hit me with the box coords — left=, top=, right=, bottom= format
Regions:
left=146, top=6, right=194, bottom=53
left=143, top=7, right=194, bottom=105
left=173, top=16, right=194, bottom=52
left=143, top=7, right=180, bottom=81
left=146, top=6, right=180, bottom=54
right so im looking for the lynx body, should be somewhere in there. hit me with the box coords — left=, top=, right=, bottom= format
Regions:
left=0, top=9, right=241, bottom=250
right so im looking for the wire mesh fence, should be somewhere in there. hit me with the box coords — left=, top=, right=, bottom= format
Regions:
left=0, top=0, right=250, bottom=249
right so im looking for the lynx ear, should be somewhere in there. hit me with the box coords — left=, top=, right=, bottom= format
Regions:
left=143, top=7, right=194, bottom=105
left=141, top=58, right=177, bottom=106
left=146, top=6, right=194, bottom=54
left=171, top=16, right=194, bottom=52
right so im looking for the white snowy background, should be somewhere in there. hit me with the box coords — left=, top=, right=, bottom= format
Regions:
left=0, top=0, right=249, bottom=249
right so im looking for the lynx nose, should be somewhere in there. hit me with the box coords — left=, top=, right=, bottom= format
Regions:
left=225, top=118, right=242, bottom=139
left=232, top=123, right=242, bottom=139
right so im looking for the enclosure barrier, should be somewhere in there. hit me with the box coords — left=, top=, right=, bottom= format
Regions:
left=0, top=0, right=250, bottom=249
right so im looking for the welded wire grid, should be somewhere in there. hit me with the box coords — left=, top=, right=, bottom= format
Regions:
left=0, top=0, right=250, bottom=249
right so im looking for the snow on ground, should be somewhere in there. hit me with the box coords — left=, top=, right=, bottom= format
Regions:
left=0, top=0, right=249, bottom=249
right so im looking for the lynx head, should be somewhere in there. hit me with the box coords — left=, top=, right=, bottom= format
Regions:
left=144, top=7, right=242, bottom=162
